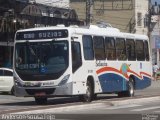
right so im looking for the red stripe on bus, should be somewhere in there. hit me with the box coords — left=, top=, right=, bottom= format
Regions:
left=96, top=67, right=122, bottom=74
left=97, top=67, right=151, bottom=79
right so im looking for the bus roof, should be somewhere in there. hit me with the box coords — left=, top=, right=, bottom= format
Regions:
left=16, top=25, right=149, bottom=40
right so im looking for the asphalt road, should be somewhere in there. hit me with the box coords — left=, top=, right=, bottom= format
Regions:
left=0, top=80, right=159, bottom=120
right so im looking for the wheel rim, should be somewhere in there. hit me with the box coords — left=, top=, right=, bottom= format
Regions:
left=129, top=81, right=134, bottom=96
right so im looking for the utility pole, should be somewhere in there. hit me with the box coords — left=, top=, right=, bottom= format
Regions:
left=148, top=0, right=151, bottom=39
left=86, top=0, right=93, bottom=26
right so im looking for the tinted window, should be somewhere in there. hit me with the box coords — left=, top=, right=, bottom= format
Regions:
left=82, top=35, right=94, bottom=60
left=72, top=42, right=82, bottom=73
left=144, top=41, right=149, bottom=61
left=116, top=38, right=127, bottom=60
left=0, top=70, right=3, bottom=76
left=126, top=39, right=136, bottom=60
left=93, top=36, right=105, bottom=60
left=15, top=41, right=69, bottom=81
left=4, top=70, right=13, bottom=76
left=105, top=37, right=116, bottom=60
left=136, top=40, right=145, bottom=61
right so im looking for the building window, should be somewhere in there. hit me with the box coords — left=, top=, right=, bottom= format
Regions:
left=93, top=36, right=105, bottom=60
left=82, top=35, right=94, bottom=60
left=144, top=14, right=148, bottom=28
left=137, top=12, right=142, bottom=26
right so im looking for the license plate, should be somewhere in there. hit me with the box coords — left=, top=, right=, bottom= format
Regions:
left=35, top=92, right=46, bottom=96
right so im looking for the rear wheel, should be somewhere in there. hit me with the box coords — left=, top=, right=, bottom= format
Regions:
left=79, top=80, right=93, bottom=102
left=118, top=78, right=134, bottom=97
left=126, top=78, right=134, bottom=97
left=35, top=97, right=47, bottom=105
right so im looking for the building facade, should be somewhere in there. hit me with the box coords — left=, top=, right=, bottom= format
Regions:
left=70, top=0, right=149, bottom=35
left=151, top=2, right=160, bottom=66
left=135, top=0, right=149, bottom=35
left=0, top=0, right=81, bottom=68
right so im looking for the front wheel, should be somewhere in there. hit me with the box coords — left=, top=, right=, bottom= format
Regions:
left=79, top=81, right=93, bottom=102
left=35, top=97, right=47, bottom=105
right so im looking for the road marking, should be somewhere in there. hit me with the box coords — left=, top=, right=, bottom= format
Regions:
left=131, top=106, right=160, bottom=112
left=104, top=104, right=142, bottom=110
left=14, top=103, right=107, bottom=114
left=154, top=111, right=160, bottom=113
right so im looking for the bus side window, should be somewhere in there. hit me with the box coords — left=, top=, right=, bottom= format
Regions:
left=126, top=39, right=136, bottom=61
left=93, top=36, right=105, bottom=60
left=136, top=40, right=145, bottom=61
left=82, top=35, right=94, bottom=60
left=71, top=41, right=82, bottom=73
left=116, top=38, right=127, bottom=60
left=144, top=41, right=149, bottom=61
left=105, top=37, right=116, bottom=60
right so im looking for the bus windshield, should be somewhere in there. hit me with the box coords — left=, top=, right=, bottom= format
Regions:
left=15, top=40, right=69, bottom=81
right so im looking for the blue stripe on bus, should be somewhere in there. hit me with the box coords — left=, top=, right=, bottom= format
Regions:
left=134, top=76, right=151, bottom=89
left=98, top=73, right=127, bottom=92
left=98, top=73, right=151, bottom=92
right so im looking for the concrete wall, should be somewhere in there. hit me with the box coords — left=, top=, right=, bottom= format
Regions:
left=71, top=0, right=149, bottom=35
left=70, top=0, right=135, bottom=33
left=135, top=0, right=149, bottom=35
left=35, top=0, right=70, bottom=8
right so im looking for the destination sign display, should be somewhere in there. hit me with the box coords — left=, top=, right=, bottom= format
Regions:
left=16, top=29, right=68, bottom=40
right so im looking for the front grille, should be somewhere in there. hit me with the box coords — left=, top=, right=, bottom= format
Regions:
left=25, top=88, right=55, bottom=95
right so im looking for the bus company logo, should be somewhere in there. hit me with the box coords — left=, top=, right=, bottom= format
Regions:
left=120, top=63, right=130, bottom=75
left=96, top=60, right=108, bottom=67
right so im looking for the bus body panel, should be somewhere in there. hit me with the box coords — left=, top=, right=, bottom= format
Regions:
left=13, top=25, right=152, bottom=98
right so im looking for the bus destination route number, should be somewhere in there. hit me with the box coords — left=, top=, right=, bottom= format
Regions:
left=16, top=29, right=68, bottom=40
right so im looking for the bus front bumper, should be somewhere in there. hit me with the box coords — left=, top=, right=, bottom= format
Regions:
left=14, top=82, right=73, bottom=97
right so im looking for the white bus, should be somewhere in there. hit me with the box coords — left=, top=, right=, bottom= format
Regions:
left=13, top=24, right=152, bottom=104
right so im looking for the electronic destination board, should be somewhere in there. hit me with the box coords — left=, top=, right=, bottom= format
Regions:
left=16, top=29, right=68, bottom=40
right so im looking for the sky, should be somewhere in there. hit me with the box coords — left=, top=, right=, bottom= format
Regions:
left=152, top=0, right=160, bottom=4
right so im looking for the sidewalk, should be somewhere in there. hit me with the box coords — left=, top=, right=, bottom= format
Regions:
left=151, top=79, right=160, bottom=88
left=150, top=71, right=160, bottom=88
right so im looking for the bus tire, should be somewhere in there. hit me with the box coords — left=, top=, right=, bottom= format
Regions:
left=35, top=97, right=47, bottom=105
left=79, top=80, right=93, bottom=102
left=118, top=78, right=134, bottom=97
left=126, top=77, right=134, bottom=97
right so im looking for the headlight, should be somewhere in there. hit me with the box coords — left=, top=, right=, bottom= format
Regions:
left=58, top=74, right=70, bottom=86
